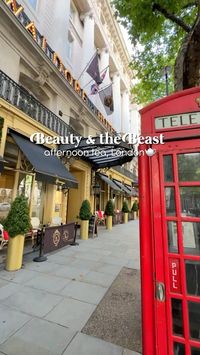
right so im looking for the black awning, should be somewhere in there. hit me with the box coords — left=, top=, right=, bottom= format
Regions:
left=11, top=132, right=78, bottom=188
left=113, top=179, right=132, bottom=195
left=59, top=137, right=133, bottom=169
left=97, top=173, right=122, bottom=192
left=125, top=184, right=138, bottom=196
left=0, top=156, right=6, bottom=173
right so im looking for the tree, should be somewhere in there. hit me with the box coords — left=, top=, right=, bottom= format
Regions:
left=113, top=0, right=200, bottom=104
left=4, top=195, right=31, bottom=238
left=105, top=200, right=115, bottom=216
left=131, top=200, right=138, bottom=212
left=122, top=200, right=129, bottom=213
left=79, top=200, right=92, bottom=220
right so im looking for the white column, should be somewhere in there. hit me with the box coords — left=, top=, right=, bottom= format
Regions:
left=100, top=48, right=110, bottom=86
left=47, top=0, right=70, bottom=65
left=80, top=12, right=95, bottom=88
left=121, top=90, right=130, bottom=133
left=111, top=72, right=121, bottom=133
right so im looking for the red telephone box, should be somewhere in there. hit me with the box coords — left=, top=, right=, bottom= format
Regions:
left=139, top=88, right=200, bottom=355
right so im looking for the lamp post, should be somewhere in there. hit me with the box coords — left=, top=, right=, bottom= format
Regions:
left=162, top=66, right=171, bottom=96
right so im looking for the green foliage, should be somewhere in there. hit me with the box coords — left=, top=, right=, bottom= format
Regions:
left=105, top=199, right=114, bottom=216
left=113, top=0, right=198, bottom=104
left=122, top=201, right=129, bottom=213
left=79, top=200, right=92, bottom=220
left=132, top=200, right=138, bottom=212
left=4, top=195, right=31, bottom=238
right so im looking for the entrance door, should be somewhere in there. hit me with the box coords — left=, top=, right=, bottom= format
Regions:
left=152, top=139, right=200, bottom=355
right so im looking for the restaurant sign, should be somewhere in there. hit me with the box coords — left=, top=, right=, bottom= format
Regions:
left=43, top=223, right=75, bottom=253
left=4, top=0, right=114, bottom=134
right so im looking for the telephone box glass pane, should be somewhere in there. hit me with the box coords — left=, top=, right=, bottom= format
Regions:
left=188, top=301, right=200, bottom=340
left=172, top=298, right=184, bottom=336
left=174, top=343, right=185, bottom=355
left=182, top=222, right=200, bottom=255
left=185, top=260, right=200, bottom=296
left=164, top=155, right=174, bottom=182
left=168, top=221, right=178, bottom=253
left=191, top=347, right=200, bottom=355
left=180, top=187, right=200, bottom=217
left=178, top=153, right=200, bottom=181
left=165, top=187, right=176, bottom=216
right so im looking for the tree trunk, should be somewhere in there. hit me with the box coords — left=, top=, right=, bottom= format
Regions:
left=175, top=15, right=200, bottom=91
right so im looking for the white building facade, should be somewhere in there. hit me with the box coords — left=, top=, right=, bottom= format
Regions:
left=0, top=0, right=138, bottom=226
left=11, top=0, right=133, bottom=135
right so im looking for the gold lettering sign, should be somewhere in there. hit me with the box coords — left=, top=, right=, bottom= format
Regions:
left=74, top=80, right=81, bottom=94
left=42, top=37, right=47, bottom=50
left=82, top=90, right=87, bottom=102
left=4, top=0, right=114, bottom=133
left=64, top=69, right=73, bottom=86
left=6, top=0, right=23, bottom=16
left=26, top=22, right=37, bottom=40
left=53, top=53, right=63, bottom=72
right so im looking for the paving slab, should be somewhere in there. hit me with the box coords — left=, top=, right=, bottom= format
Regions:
left=62, top=333, right=122, bottom=355
left=123, top=350, right=141, bottom=355
left=61, top=280, right=107, bottom=305
left=0, top=318, right=76, bottom=355
left=83, top=267, right=142, bottom=353
left=93, top=263, right=122, bottom=276
left=81, top=271, right=116, bottom=288
left=46, top=255, right=76, bottom=265
left=24, top=261, right=61, bottom=274
left=25, top=273, right=71, bottom=293
left=68, top=251, right=102, bottom=262
left=99, top=255, right=129, bottom=267
left=45, top=297, right=96, bottom=331
left=70, top=258, right=103, bottom=271
left=52, top=265, right=89, bottom=281
left=0, top=269, right=39, bottom=284
left=3, top=286, right=62, bottom=317
left=0, top=282, right=22, bottom=302
left=0, top=304, right=31, bottom=345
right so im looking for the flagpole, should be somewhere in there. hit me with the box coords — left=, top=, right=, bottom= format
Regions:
left=77, top=51, right=97, bottom=81
left=98, top=82, right=113, bottom=94
left=82, top=65, right=109, bottom=89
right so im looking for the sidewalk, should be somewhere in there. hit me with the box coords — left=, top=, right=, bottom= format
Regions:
left=0, top=220, right=140, bottom=355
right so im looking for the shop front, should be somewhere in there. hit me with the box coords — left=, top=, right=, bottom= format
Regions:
left=0, top=100, right=78, bottom=229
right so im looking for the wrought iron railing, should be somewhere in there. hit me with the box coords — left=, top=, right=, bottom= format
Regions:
left=0, top=70, right=78, bottom=136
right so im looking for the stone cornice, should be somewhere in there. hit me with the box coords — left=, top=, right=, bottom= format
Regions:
left=98, top=0, right=132, bottom=75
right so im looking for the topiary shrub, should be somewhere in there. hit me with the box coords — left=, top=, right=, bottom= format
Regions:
left=105, top=199, right=114, bottom=216
left=122, top=200, right=129, bottom=213
left=79, top=199, right=92, bottom=220
left=4, top=195, right=31, bottom=238
left=132, top=201, right=138, bottom=212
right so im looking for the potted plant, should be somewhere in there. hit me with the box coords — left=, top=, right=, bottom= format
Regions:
left=105, top=199, right=114, bottom=230
left=4, top=195, right=31, bottom=271
left=79, top=199, right=92, bottom=240
left=122, top=200, right=129, bottom=223
left=132, top=200, right=138, bottom=220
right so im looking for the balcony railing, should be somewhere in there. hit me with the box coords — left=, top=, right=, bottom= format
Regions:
left=0, top=70, right=78, bottom=136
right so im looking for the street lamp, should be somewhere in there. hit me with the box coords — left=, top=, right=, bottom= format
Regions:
left=162, top=66, right=171, bottom=96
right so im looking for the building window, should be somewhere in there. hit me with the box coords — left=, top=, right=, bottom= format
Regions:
left=27, top=0, right=37, bottom=10
left=66, top=31, right=74, bottom=61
